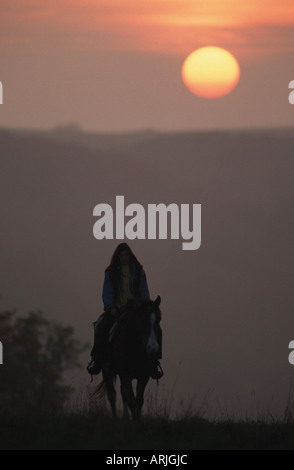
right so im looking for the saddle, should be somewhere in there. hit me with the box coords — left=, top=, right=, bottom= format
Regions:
left=108, top=300, right=138, bottom=342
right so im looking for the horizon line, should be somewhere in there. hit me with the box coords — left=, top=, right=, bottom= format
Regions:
left=1, top=124, right=294, bottom=136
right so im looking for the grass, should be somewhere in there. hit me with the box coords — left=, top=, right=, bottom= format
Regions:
left=1, top=403, right=294, bottom=450
left=2, top=382, right=294, bottom=450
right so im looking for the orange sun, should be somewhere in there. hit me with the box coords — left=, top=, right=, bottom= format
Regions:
left=182, top=47, right=241, bottom=99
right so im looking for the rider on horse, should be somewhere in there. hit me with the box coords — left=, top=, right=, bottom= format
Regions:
left=88, top=243, right=163, bottom=380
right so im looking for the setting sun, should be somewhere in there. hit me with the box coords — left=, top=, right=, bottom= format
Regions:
left=182, top=47, right=241, bottom=99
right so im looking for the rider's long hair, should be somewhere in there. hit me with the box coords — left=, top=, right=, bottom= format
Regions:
left=105, top=243, right=143, bottom=272
left=105, top=243, right=143, bottom=299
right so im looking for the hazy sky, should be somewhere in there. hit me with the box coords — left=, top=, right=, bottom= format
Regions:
left=0, top=0, right=294, bottom=131
left=1, top=0, right=294, bottom=419
left=1, top=128, right=294, bottom=417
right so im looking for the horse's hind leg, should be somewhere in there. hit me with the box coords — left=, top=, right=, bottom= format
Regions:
left=103, top=370, right=117, bottom=417
left=120, top=384, right=130, bottom=420
left=120, top=375, right=136, bottom=420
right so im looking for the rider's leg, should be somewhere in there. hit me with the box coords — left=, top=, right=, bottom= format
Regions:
left=89, top=311, right=116, bottom=374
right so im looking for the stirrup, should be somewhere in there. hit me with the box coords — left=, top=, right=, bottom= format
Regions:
left=87, top=358, right=101, bottom=381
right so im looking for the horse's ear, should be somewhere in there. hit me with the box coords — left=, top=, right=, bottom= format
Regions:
left=154, top=295, right=161, bottom=307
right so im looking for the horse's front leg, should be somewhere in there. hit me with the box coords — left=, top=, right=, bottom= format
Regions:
left=102, top=369, right=117, bottom=417
left=120, top=382, right=130, bottom=420
left=120, top=375, right=136, bottom=420
left=136, top=375, right=149, bottom=420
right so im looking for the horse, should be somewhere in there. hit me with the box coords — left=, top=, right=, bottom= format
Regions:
left=96, top=295, right=162, bottom=420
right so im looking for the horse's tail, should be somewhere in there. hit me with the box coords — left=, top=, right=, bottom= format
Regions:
left=91, top=374, right=117, bottom=400
left=95, top=379, right=107, bottom=399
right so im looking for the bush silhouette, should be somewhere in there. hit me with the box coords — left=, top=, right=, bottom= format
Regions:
left=0, top=306, right=86, bottom=415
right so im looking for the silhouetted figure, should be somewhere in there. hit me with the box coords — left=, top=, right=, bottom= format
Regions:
left=88, top=243, right=163, bottom=380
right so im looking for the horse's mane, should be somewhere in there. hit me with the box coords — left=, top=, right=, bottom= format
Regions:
left=133, top=299, right=162, bottom=319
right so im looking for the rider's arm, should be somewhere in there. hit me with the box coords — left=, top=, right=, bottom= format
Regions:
left=139, top=269, right=150, bottom=301
left=102, top=271, right=116, bottom=311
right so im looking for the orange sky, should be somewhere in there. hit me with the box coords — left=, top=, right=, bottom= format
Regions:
left=1, top=0, right=294, bottom=57
left=1, top=0, right=294, bottom=132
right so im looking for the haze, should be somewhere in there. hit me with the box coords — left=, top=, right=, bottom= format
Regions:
left=1, top=128, right=294, bottom=417
left=1, top=0, right=294, bottom=418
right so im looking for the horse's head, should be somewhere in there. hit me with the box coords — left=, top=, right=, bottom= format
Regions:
left=132, top=296, right=162, bottom=356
